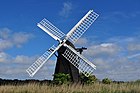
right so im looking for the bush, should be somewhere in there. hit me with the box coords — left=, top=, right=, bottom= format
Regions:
left=80, top=73, right=98, bottom=84
left=102, top=78, right=112, bottom=84
left=53, top=73, right=71, bottom=85
left=135, top=79, right=140, bottom=84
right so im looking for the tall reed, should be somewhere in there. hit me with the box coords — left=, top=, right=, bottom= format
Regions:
left=0, top=82, right=140, bottom=93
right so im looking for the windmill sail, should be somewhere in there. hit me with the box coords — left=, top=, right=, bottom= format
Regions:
left=65, top=10, right=99, bottom=43
left=37, top=18, right=65, bottom=42
left=62, top=44, right=96, bottom=77
left=26, top=45, right=60, bottom=77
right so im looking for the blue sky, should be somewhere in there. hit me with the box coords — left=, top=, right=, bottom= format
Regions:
left=0, top=0, right=140, bottom=81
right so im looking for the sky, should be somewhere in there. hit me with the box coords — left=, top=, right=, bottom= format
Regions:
left=0, top=0, right=140, bottom=81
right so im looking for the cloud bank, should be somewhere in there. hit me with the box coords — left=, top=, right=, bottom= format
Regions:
left=0, top=28, right=33, bottom=51
left=0, top=28, right=36, bottom=79
left=75, top=36, right=140, bottom=81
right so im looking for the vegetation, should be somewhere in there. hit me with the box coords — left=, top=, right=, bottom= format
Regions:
left=134, top=79, right=140, bottom=84
left=0, top=82, right=140, bottom=93
left=53, top=73, right=71, bottom=85
left=53, top=73, right=98, bottom=85
left=80, top=73, right=98, bottom=84
left=102, top=78, right=112, bottom=84
left=0, top=77, right=140, bottom=93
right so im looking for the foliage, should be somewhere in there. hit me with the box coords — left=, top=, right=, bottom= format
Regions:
left=102, top=78, right=112, bottom=84
left=53, top=73, right=71, bottom=85
left=80, top=73, right=98, bottom=84
left=134, top=79, right=140, bottom=83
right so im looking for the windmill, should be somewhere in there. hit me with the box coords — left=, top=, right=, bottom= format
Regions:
left=26, top=10, right=99, bottom=82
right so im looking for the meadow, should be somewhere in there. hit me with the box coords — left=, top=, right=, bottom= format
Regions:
left=0, top=82, right=140, bottom=93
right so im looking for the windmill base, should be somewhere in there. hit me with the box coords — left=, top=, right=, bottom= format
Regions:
left=54, top=41, right=80, bottom=83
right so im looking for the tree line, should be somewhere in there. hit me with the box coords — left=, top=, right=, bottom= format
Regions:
left=0, top=78, right=52, bottom=85
left=2, top=73, right=138, bottom=86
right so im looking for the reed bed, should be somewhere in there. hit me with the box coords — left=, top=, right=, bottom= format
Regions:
left=0, top=82, right=140, bottom=93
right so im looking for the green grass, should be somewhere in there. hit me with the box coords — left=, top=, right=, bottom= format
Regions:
left=0, top=82, right=140, bottom=93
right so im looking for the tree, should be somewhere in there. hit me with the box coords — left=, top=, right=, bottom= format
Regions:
left=102, top=78, right=112, bottom=84
left=53, top=73, right=71, bottom=85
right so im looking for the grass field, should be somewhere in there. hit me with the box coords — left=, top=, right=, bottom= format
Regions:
left=0, top=82, right=140, bottom=93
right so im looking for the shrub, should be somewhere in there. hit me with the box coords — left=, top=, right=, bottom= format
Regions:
left=135, top=79, right=140, bottom=84
left=53, top=73, right=71, bottom=85
left=80, top=73, right=98, bottom=84
left=102, top=78, right=112, bottom=84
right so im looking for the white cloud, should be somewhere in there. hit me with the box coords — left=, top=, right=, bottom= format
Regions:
left=0, top=28, right=33, bottom=51
left=0, top=51, right=56, bottom=80
left=0, top=52, right=10, bottom=62
left=127, top=53, right=140, bottom=59
left=0, top=52, right=38, bottom=64
left=59, top=2, right=72, bottom=18
left=0, top=28, right=56, bottom=79
left=13, top=55, right=37, bottom=64
left=93, top=58, right=110, bottom=69
left=100, top=43, right=113, bottom=47
left=93, top=54, right=140, bottom=81
left=75, top=37, right=88, bottom=46
left=0, top=28, right=11, bottom=39
left=13, top=32, right=33, bottom=45
left=75, top=35, right=140, bottom=81
left=84, top=43, right=120, bottom=57
left=0, top=40, right=13, bottom=51
left=128, top=43, right=140, bottom=51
